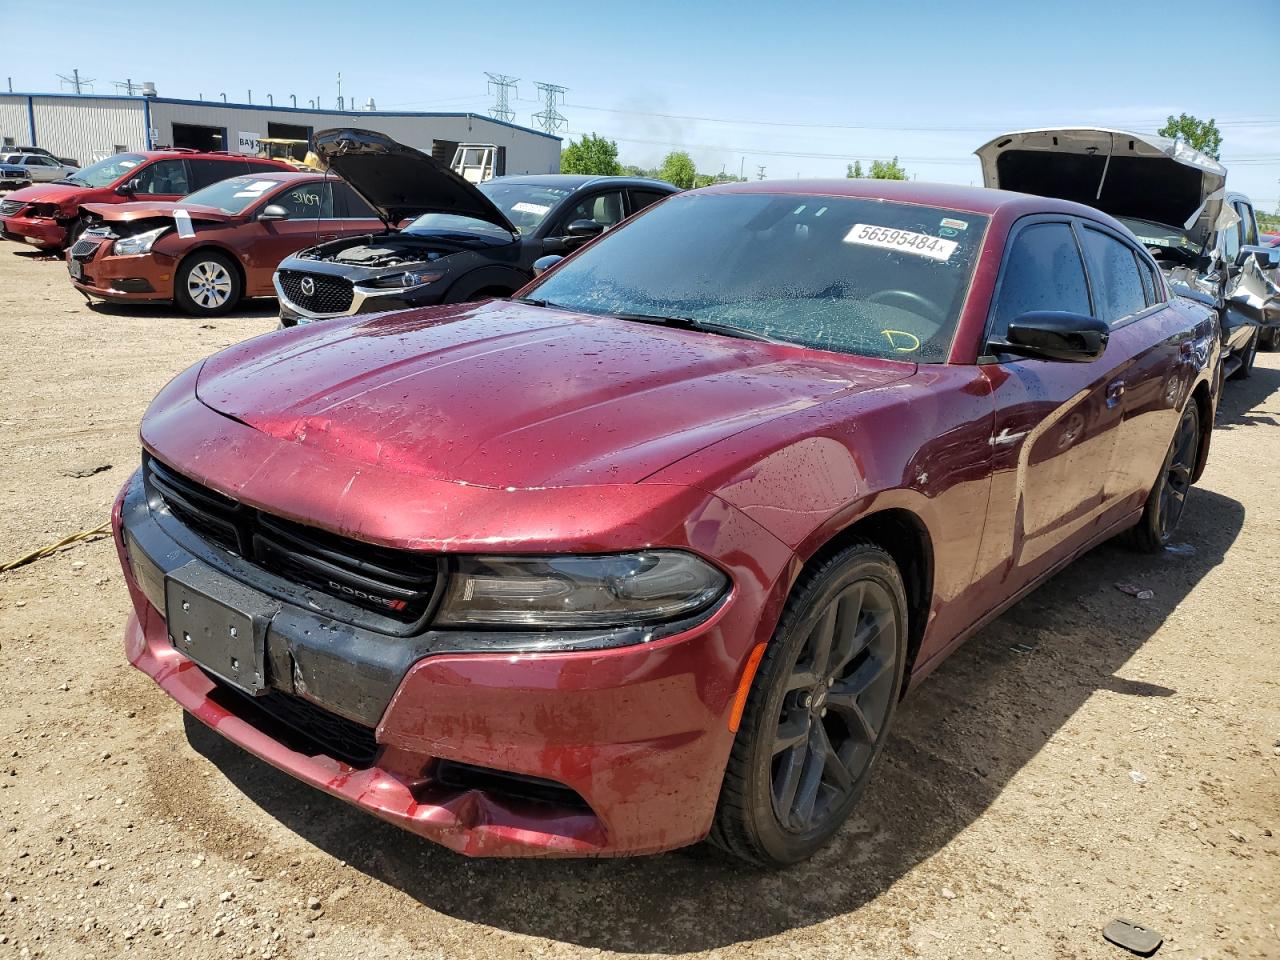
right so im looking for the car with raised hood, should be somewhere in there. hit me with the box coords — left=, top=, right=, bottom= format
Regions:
left=67, top=171, right=382, bottom=316
left=273, top=127, right=677, bottom=325
left=0, top=149, right=290, bottom=251
left=977, top=127, right=1280, bottom=374
left=115, top=178, right=1218, bottom=865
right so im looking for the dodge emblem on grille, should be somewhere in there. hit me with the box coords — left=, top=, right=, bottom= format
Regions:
left=299, top=277, right=315, bottom=296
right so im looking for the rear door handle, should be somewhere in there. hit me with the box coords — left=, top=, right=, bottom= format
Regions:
left=1106, top=380, right=1125, bottom=408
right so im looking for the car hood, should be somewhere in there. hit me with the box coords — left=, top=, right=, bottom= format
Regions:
left=193, top=300, right=912, bottom=489
left=976, top=127, right=1229, bottom=247
left=312, top=127, right=517, bottom=233
left=0, top=182, right=89, bottom=207
left=81, top=200, right=234, bottom=224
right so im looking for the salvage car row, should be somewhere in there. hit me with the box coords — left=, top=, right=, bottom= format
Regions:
left=6, top=125, right=1280, bottom=867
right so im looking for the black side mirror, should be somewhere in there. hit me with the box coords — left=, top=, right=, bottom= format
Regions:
left=990, top=311, right=1110, bottom=363
left=115, top=178, right=141, bottom=196
left=258, top=204, right=290, bottom=222
left=532, top=254, right=564, bottom=277
left=565, top=218, right=604, bottom=239
left=1238, top=244, right=1280, bottom=270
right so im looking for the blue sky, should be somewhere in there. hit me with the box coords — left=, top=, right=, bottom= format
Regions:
left=6, top=0, right=1278, bottom=206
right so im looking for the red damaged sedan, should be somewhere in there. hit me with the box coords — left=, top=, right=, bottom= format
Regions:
left=114, top=179, right=1218, bottom=865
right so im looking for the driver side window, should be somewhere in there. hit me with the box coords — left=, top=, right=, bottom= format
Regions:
left=991, top=222, right=1092, bottom=340
left=132, top=159, right=191, bottom=196
left=558, top=190, right=626, bottom=234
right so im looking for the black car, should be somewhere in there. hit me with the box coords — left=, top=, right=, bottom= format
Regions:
left=274, top=128, right=678, bottom=325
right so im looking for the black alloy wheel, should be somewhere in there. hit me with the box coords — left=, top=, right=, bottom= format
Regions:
left=1127, top=400, right=1200, bottom=552
left=710, top=542, right=907, bottom=866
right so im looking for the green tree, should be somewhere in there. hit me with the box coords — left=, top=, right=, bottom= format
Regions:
left=868, top=157, right=908, bottom=180
left=658, top=151, right=698, bottom=189
left=559, top=133, right=622, bottom=176
left=846, top=161, right=864, bottom=178
left=1158, top=113, right=1222, bottom=160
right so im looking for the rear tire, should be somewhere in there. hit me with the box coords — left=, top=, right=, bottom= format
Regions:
left=174, top=251, right=241, bottom=317
left=709, top=541, right=908, bottom=866
left=1263, top=327, right=1280, bottom=352
left=1127, top=400, right=1200, bottom=553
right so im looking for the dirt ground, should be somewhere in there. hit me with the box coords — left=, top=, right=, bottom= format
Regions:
left=0, top=245, right=1276, bottom=960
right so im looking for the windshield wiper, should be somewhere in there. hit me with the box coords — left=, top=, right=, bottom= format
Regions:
left=610, top=312, right=783, bottom=343
left=54, top=177, right=85, bottom=186
left=512, top=296, right=566, bottom=309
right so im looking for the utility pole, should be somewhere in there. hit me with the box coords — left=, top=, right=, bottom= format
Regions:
left=485, top=73, right=518, bottom=124
left=56, top=68, right=94, bottom=94
left=532, top=81, right=568, bottom=135
left=113, top=78, right=139, bottom=96
left=337, top=73, right=343, bottom=111
left=756, top=165, right=766, bottom=180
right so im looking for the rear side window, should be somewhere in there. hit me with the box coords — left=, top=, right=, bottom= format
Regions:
left=1079, top=227, right=1147, bottom=324
left=334, top=181, right=378, bottom=218
left=630, top=189, right=670, bottom=213
left=188, top=158, right=244, bottom=190
left=245, top=159, right=283, bottom=175
left=992, top=221, right=1091, bottom=338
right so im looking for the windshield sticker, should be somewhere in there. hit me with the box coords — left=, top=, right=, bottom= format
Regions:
left=232, top=180, right=276, bottom=198
left=118, top=160, right=138, bottom=169
left=173, top=209, right=195, bottom=238
left=844, top=224, right=958, bottom=261
left=512, top=201, right=550, bottom=216
left=940, top=217, right=969, bottom=231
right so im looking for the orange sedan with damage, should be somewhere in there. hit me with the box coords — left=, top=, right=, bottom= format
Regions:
left=67, top=172, right=382, bottom=316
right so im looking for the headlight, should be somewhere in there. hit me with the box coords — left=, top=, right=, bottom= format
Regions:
left=358, top=269, right=443, bottom=291
left=434, top=552, right=728, bottom=629
left=112, top=226, right=169, bottom=256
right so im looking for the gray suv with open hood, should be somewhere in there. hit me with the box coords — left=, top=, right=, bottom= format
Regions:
left=274, top=128, right=677, bottom=325
left=977, top=127, right=1280, bottom=380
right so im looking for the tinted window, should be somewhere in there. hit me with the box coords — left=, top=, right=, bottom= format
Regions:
left=992, top=222, right=1091, bottom=337
left=132, top=159, right=191, bottom=196
left=529, top=193, right=988, bottom=363
left=1079, top=228, right=1148, bottom=323
left=630, top=189, right=671, bottom=213
left=188, top=158, right=242, bottom=190
left=245, top=159, right=283, bottom=175
left=334, top=181, right=378, bottom=219
left=274, top=180, right=332, bottom=219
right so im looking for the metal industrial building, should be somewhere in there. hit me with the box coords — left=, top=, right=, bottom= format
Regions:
left=0, top=89, right=561, bottom=174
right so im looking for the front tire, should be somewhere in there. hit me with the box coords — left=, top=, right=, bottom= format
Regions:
left=174, top=251, right=241, bottom=316
left=710, top=541, right=908, bottom=866
left=1127, top=400, right=1200, bottom=552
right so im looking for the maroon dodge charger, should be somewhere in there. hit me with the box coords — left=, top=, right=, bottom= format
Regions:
left=114, top=179, right=1218, bottom=865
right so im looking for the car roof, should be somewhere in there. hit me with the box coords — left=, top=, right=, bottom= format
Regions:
left=489, top=173, right=677, bottom=192
left=215, top=171, right=320, bottom=183
left=692, top=177, right=1120, bottom=220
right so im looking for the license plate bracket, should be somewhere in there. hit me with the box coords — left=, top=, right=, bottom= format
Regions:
left=164, top=562, right=278, bottom=695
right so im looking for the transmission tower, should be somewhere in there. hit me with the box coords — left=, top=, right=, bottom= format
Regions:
left=532, top=81, right=568, bottom=135
left=486, top=73, right=518, bottom=124
left=113, top=78, right=140, bottom=96
left=57, top=68, right=94, bottom=94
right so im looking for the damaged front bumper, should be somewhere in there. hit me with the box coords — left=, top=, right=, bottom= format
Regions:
left=112, top=471, right=755, bottom=857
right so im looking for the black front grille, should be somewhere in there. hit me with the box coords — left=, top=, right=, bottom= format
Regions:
left=278, top=270, right=354, bottom=315
left=69, top=235, right=106, bottom=260
left=210, top=679, right=379, bottom=768
left=144, top=455, right=440, bottom=624
left=0, top=200, right=24, bottom=216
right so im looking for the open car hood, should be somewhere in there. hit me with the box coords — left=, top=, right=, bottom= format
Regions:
left=975, top=128, right=1228, bottom=247
left=312, top=127, right=516, bottom=233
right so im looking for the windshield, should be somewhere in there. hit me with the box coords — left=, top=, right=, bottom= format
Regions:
left=62, top=153, right=147, bottom=188
left=1117, top=216, right=1198, bottom=254
left=406, top=181, right=571, bottom=239
left=528, top=192, right=987, bottom=362
left=180, top=177, right=285, bottom=215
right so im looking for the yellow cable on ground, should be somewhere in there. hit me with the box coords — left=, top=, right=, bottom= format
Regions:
left=1, top=522, right=112, bottom=573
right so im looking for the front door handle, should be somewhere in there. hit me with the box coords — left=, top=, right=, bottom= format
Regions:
left=319, top=234, right=338, bottom=242
left=1106, top=380, right=1126, bottom=408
